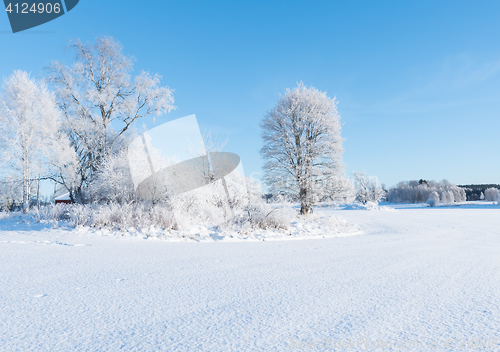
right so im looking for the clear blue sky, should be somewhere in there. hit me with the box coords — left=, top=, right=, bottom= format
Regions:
left=1, top=0, right=499, bottom=188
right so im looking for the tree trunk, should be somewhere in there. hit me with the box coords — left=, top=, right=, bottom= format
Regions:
left=23, top=175, right=30, bottom=213
left=36, top=154, right=42, bottom=208
left=74, top=187, right=84, bottom=204
left=299, top=187, right=313, bottom=215
left=36, top=174, right=41, bottom=209
left=53, top=173, right=58, bottom=205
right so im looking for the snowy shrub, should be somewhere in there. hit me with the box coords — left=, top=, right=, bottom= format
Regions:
left=237, top=178, right=294, bottom=231
left=260, top=206, right=293, bottom=230
left=28, top=176, right=295, bottom=234
left=29, top=204, right=69, bottom=223
left=387, top=179, right=466, bottom=204
left=427, top=191, right=440, bottom=207
left=48, top=204, right=72, bottom=221
left=88, top=149, right=136, bottom=205
left=353, top=172, right=385, bottom=205
left=68, top=205, right=95, bottom=227
left=93, top=203, right=178, bottom=231
left=243, top=200, right=293, bottom=230
left=29, top=203, right=175, bottom=231
left=170, top=180, right=233, bottom=226
left=94, top=203, right=133, bottom=229
left=149, top=205, right=179, bottom=230
left=0, top=211, right=16, bottom=221
left=484, top=188, right=500, bottom=202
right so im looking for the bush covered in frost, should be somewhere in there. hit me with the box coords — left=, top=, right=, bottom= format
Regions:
left=27, top=177, right=294, bottom=233
left=426, top=191, right=440, bottom=207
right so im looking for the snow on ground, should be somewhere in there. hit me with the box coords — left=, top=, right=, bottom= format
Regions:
left=1, top=203, right=499, bottom=351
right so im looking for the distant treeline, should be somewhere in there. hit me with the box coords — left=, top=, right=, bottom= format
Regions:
left=458, top=184, right=500, bottom=201
left=386, top=179, right=466, bottom=204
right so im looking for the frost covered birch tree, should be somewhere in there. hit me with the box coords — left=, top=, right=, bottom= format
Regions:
left=260, top=82, right=344, bottom=214
left=0, top=70, right=72, bottom=212
left=47, top=36, right=176, bottom=202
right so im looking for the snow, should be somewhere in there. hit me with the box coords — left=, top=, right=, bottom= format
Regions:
left=1, top=204, right=499, bottom=351
left=54, top=192, right=70, bottom=201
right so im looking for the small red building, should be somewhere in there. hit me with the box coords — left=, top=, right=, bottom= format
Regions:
left=55, top=193, right=72, bottom=205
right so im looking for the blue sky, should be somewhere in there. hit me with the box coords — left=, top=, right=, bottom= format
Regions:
left=1, top=0, right=499, bottom=188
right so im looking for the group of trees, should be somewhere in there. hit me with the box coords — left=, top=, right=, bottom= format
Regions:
left=4, top=35, right=486, bottom=218
left=0, top=70, right=72, bottom=211
left=0, top=36, right=175, bottom=212
left=0, top=47, right=400, bottom=218
left=0, top=35, right=354, bottom=216
left=458, top=184, right=500, bottom=201
left=386, top=179, right=466, bottom=204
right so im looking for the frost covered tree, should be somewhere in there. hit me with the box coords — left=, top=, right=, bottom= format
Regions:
left=260, top=82, right=344, bottom=214
left=47, top=36, right=176, bottom=202
left=441, top=190, right=454, bottom=204
left=0, top=70, right=73, bottom=212
left=352, top=171, right=385, bottom=205
left=484, top=188, right=500, bottom=202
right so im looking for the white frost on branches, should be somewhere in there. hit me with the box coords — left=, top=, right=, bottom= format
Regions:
left=0, top=70, right=74, bottom=212
left=47, top=36, right=176, bottom=202
left=260, top=82, right=345, bottom=214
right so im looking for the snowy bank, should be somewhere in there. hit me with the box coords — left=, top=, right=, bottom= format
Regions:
left=0, top=205, right=361, bottom=242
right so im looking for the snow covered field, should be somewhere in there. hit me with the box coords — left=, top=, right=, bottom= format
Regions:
left=1, top=204, right=499, bottom=351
